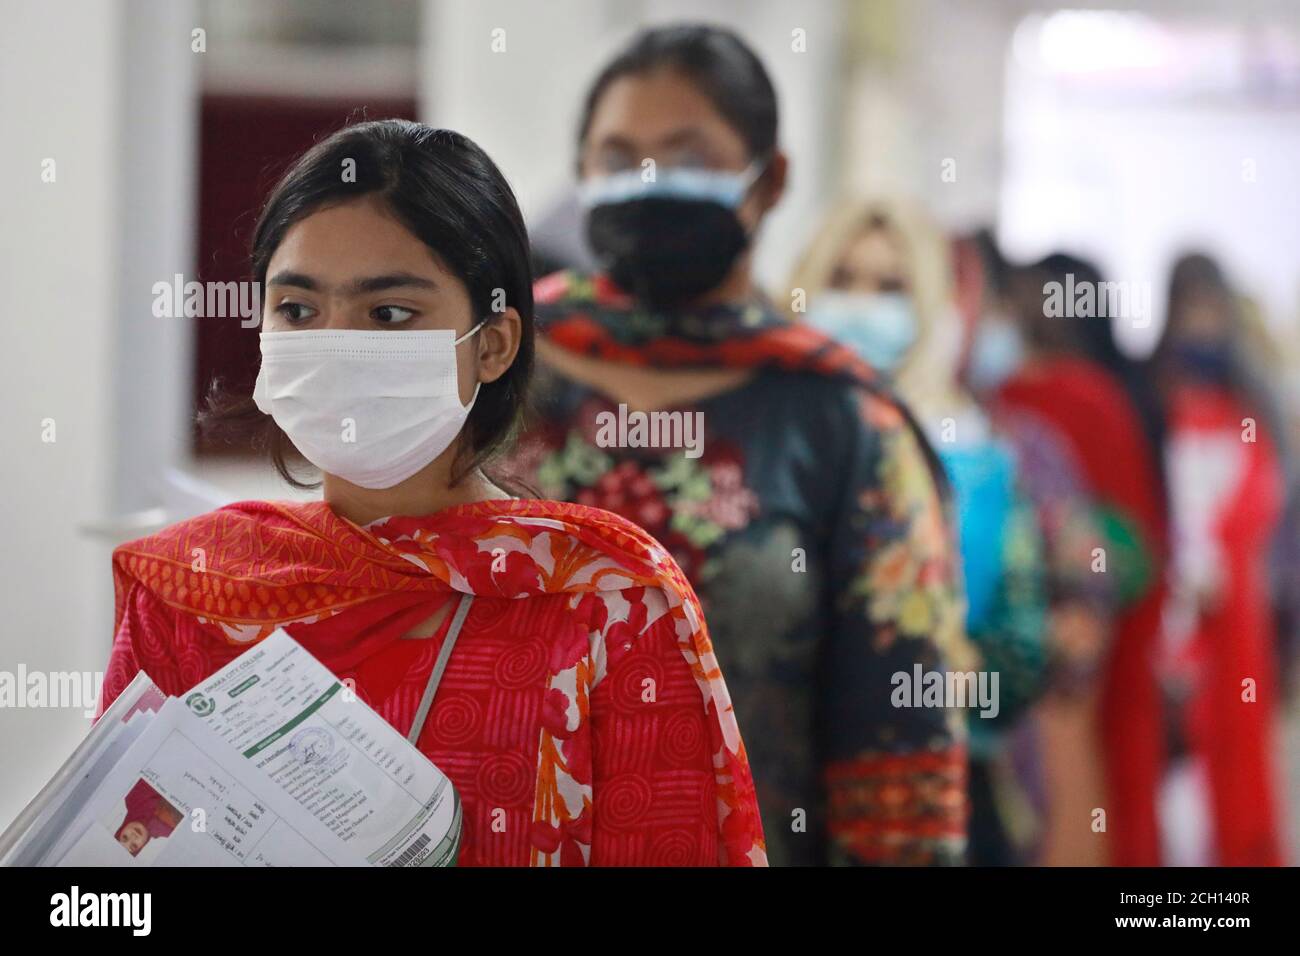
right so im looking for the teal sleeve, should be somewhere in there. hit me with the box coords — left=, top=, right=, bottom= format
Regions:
left=966, top=493, right=1049, bottom=753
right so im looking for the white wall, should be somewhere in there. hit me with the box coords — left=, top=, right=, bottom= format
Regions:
left=0, top=0, right=197, bottom=829
left=1000, top=35, right=1300, bottom=355
left=837, top=0, right=1300, bottom=358
left=0, top=0, right=122, bottom=831
left=842, top=0, right=1015, bottom=232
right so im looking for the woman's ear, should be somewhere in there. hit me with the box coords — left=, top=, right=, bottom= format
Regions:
left=476, top=308, right=523, bottom=384
left=758, top=149, right=789, bottom=213
left=741, top=149, right=788, bottom=232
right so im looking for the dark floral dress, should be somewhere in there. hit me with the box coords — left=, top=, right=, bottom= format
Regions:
left=509, top=271, right=969, bottom=865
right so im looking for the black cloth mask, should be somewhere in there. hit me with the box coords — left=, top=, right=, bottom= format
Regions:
left=585, top=196, right=751, bottom=310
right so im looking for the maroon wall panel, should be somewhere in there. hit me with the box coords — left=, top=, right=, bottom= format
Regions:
left=193, top=93, right=417, bottom=453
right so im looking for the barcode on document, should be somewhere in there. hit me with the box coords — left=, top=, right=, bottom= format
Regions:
left=389, top=833, right=432, bottom=867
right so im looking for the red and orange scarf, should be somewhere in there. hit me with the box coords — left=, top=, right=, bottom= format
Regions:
left=535, top=269, right=884, bottom=381
left=535, top=268, right=953, bottom=507
left=111, top=497, right=767, bottom=866
left=113, top=498, right=698, bottom=652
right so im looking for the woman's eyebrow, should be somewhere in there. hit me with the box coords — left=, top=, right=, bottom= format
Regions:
left=657, top=127, right=712, bottom=152
left=265, top=271, right=439, bottom=295
left=348, top=272, right=440, bottom=294
left=590, top=128, right=711, bottom=156
left=266, top=269, right=320, bottom=290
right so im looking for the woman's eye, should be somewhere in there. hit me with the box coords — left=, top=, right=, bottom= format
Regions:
left=664, top=149, right=710, bottom=170
left=373, top=305, right=416, bottom=325
left=594, top=148, right=636, bottom=173
left=275, top=301, right=317, bottom=324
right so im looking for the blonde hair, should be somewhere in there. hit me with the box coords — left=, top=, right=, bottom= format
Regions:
left=786, top=196, right=968, bottom=425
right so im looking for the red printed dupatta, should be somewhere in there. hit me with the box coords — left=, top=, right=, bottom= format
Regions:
left=536, top=269, right=884, bottom=382
left=535, top=269, right=953, bottom=501
left=109, top=497, right=767, bottom=866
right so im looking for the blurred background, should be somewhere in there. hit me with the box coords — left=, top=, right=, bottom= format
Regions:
left=1, top=0, right=1297, bottom=857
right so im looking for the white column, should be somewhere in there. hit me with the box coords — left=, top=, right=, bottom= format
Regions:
left=0, top=0, right=197, bottom=829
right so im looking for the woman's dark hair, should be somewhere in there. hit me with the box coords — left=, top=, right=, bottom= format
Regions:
left=200, top=119, right=535, bottom=489
left=1150, top=252, right=1245, bottom=394
left=1163, top=252, right=1233, bottom=337
left=577, top=23, right=778, bottom=162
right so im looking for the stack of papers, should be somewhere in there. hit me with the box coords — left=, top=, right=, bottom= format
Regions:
left=0, top=629, right=461, bottom=867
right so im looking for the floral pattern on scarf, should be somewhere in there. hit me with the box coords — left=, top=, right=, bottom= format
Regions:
left=106, top=498, right=767, bottom=866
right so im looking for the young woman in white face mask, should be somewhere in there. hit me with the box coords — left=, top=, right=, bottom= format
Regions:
left=95, top=120, right=766, bottom=868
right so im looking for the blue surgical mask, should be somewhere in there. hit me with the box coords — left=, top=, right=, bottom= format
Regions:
left=967, top=317, right=1025, bottom=393
left=578, top=161, right=764, bottom=210
left=805, top=290, right=918, bottom=373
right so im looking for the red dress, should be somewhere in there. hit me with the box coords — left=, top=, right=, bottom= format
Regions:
left=97, top=498, right=767, bottom=866
left=1163, top=385, right=1286, bottom=865
left=997, top=356, right=1169, bottom=865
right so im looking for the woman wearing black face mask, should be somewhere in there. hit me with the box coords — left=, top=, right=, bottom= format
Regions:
left=511, top=24, right=968, bottom=866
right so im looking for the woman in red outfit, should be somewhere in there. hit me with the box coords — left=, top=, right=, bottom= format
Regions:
left=95, top=119, right=766, bottom=867
left=972, top=255, right=1169, bottom=865
left=1148, top=253, right=1289, bottom=865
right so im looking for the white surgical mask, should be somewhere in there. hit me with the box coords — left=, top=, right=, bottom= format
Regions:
left=253, top=322, right=485, bottom=489
left=805, top=290, right=918, bottom=373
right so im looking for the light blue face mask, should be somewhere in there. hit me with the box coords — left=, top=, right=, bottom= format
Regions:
left=578, top=161, right=764, bottom=210
left=804, top=290, right=918, bottom=373
left=966, top=317, right=1026, bottom=393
